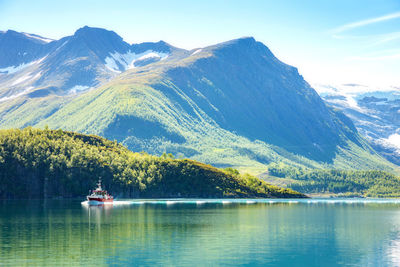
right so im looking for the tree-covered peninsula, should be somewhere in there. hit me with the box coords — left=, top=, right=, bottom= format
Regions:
left=0, top=128, right=304, bottom=199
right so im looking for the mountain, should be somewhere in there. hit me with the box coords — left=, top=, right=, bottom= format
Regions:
left=0, top=128, right=305, bottom=199
left=0, top=27, right=396, bottom=175
left=0, top=30, right=51, bottom=69
left=0, top=26, right=175, bottom=100
left=160, top=38, right=358, bottom=161
left=315, top=84, right=400, bottom=166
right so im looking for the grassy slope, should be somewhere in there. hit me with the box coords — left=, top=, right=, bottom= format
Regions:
left=0, top=128, right=304, bottom=199
left=0, top=94, right=71, bottom=128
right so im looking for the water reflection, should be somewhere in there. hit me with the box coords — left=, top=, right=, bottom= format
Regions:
left=82, top=204, right=114, bottom=232
left=384, top=210, right=400, bottom=266
left=387, top=235, right=400, bottom=266
left=1, top=199, right=400, bottom=266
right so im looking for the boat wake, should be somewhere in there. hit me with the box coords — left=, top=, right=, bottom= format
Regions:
left=81, top=200, right=136, bottom=206
left=81, top=198, right=400, bottom=207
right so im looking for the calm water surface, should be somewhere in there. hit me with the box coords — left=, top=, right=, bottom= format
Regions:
left=1, top=199, right=400, bottom=266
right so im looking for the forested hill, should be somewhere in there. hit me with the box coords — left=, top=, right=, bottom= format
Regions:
left=0, top=128, right=304, bottom=199
left=262, top=163, right=400, bottom=198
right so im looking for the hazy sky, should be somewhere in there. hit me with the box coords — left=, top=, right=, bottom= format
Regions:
left=1, top=0, right=399, bottom=86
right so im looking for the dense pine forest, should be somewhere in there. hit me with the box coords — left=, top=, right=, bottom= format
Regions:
left=0, top=128, right=304, bottom=199
left=267, top=163, right=400, bottom=197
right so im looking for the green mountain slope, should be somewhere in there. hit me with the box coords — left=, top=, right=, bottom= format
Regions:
left=31, top=38, right=397, bottom=174
left=0, top=128, right=304, bottom=199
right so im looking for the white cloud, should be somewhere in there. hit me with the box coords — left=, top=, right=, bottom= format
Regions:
left=332, top=31, right=400, bottom=47
left=368, top=31, right=400, bottom=46
left=347, top=53, right=400, bottom=61
left=333, top=12, right=400, bottom=34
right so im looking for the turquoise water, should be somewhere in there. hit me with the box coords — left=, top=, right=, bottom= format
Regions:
left=1, top=199, right=400, bottom=266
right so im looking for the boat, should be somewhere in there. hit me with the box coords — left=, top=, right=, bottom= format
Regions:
left=86, top=178, right=114, bottom=205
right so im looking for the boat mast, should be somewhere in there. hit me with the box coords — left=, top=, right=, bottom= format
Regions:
left=97, top=177, right=102, bottom=191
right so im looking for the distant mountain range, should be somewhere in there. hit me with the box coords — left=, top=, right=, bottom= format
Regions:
left=0, top=26, right=396, bottom=174
left=315, top=84, right=400, bottom=166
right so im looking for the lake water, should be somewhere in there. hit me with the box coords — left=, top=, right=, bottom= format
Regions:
left=1, top=199, right=400, bottom=266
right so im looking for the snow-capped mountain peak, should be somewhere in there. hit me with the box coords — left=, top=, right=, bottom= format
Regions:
left=0, top=27, right=176, bottom=101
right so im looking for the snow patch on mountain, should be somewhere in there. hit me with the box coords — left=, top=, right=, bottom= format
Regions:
left=386, top=134, right=400, bottom=149
left=313, top=83, right=400, bottom=113
left=11, top=72, right=42, bottom=86
left=0, top=62, right=32, bottom=74
left=104, top=50, right=169, bottom=72
left=345, top=95, right=362, bottom=110
left=314, top=83, right=398, bottom=96
left=11, top=73, right=33, bottom=86
left=378, top=134, right=400, bottom=153
left=22, top=33, right=54, bottom=43
left=0, top=56, right=47, bottom=74
left=55, top=40, right=69, bottom=52
left=317, top=83, right=400, bottom=164
left=69, top=85, right=90, bottom=94
left=104, top=57, right=121, bottom=73
left=322, top=92, right=365, bottom=112
left=136, top=52, right=162, bottom=61
left=191, top=49, right=202, bottom=55
left=0, top=86, right=34, bottom=102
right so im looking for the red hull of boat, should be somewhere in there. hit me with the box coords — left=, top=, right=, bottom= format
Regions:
left=87, top=197, right=113, bottom=202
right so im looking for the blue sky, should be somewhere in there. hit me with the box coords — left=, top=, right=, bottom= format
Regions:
left=0, top=0, right=399, bottom=86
